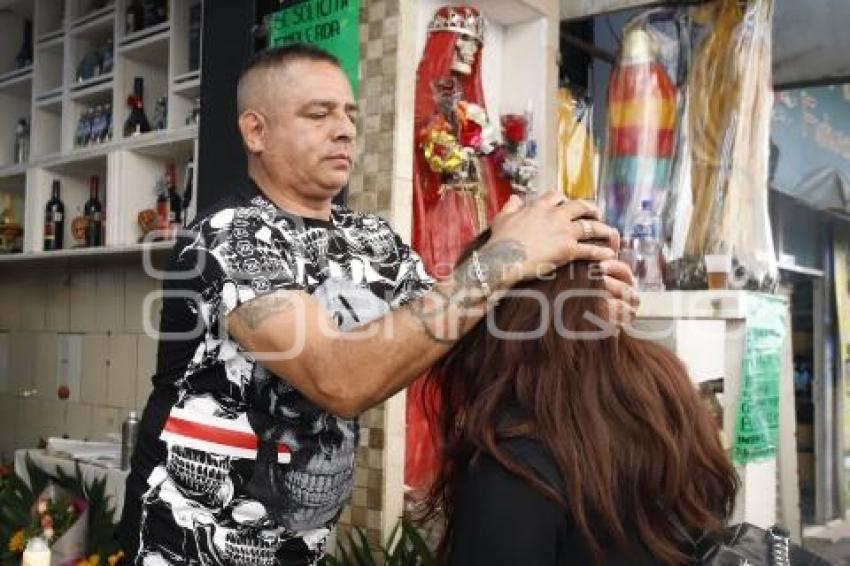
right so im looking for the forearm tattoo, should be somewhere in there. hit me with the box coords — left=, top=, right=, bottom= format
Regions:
left=409, top=239, right=527, bottom=345
left=232, top=290, right=297, bottom=331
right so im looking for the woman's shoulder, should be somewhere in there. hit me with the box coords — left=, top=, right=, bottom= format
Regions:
left=454, top=437, right=659, bottom=566
left=450, top=439, right=573, bottom=566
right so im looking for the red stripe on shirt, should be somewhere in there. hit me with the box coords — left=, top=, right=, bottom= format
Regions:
left=163, top=416, right=290, bottom=455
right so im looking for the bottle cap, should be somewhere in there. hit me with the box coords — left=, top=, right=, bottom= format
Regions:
left=129, top=410, right=138, bottom=419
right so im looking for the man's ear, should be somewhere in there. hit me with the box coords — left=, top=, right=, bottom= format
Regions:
left=238, top=110, right=265, bottom=154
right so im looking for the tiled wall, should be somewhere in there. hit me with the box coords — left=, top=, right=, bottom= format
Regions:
left=0, top=255, right=393, bottom=546
left=0, top=260, right=160, bottom=458
left=334, top=0, right=404, bottom=550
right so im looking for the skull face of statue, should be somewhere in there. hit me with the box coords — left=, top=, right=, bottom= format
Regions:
left=452, top=36, right=479, bottom=75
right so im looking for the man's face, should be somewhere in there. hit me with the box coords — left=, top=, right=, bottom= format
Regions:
left=247, top=60, right=357, bottom=201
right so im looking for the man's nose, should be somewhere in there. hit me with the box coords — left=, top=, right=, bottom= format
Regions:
left=332, top=114, right=356, bottom=142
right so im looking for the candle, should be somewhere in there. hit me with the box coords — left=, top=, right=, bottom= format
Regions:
left=22, top=537, right=51, bottom=566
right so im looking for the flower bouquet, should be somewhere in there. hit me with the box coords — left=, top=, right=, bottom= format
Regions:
left=8, top=485, right=88, bottom=565
left=498, top=112, right=539, bottom=194
left=419, top=77, right=501, bottom=233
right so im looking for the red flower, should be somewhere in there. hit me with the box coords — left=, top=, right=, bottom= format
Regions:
left=501, top=114, right=527, bottom=144
left=0, top=464, right=10, bottom=476
left=41, top=514, right=53, bottom=529
left=458, top=120, right=482, bottom=148
left=72, top=498, right=89, bottom=516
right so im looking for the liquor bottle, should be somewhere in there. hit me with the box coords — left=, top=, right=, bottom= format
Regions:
left=188, top=2, right=202, bottom=71
left=126, top=0, right=143, bottom=34
left=151, top=95, right=167, bottom=130
left=16, top=19, right=33, bottom=69
left=104, top=103, right=113, bottom=142
left=75, top=48, right=101, bottom=82
left=14, top=117, right=30, bottom=164
left=90, top=106, right=103, bottom=144
left=44, top=180, right=64, bottom=251
left=100, top=39, right=114, bottom=75
left=124, top=77, right=151, bottom=137
left=142, top=0, right=167, bottom=29
left=182, top=158, right=194, bottom=227
left=155, top=176, right=169, bottom=238
left=165, top=163, right=182, bottom=236
left=84, top=175, right=103, bottom=247
left=75, top=109, right=91, bottom=147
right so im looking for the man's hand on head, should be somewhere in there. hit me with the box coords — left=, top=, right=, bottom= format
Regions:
left=477, top=190, right=639, bottom=325
left=482, top=191, right=621, bottom=289
left=599, top=258, right=641, bottom=326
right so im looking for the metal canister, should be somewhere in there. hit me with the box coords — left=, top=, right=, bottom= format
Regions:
left=121, top=410, right=140, bottom=471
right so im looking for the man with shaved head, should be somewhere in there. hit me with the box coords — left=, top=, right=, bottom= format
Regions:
left=118, top=43, right=636, bottom=564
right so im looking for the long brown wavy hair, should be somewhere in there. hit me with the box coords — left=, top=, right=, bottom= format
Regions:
left=421, top=231, right=738, bottom=564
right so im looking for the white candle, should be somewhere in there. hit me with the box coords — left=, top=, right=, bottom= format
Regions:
left=22, top=537, right=51, bottom=566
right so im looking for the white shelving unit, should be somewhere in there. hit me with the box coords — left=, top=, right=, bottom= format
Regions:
left=0, top=0, right=203, bottom=260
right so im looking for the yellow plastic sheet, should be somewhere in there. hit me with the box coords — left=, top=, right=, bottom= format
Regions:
left=557, top=88, right=596, bottom=200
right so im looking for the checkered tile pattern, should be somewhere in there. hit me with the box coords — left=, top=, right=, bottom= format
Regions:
left=346, top=0, right=398, bottom=222
left=336, top=404, right=387, bottom=549
left=336, top=0, right=400, bottom=551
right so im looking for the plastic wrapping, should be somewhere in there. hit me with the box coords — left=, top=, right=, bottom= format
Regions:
left=557, top=88, right=596, bottom=200
left=599, top=21, right=679, bottom=238
left=601, top=0, right=778, bottom=291
left=665, top=0, right=778, bottom=291
left=733, top=294, right=787, bottom=464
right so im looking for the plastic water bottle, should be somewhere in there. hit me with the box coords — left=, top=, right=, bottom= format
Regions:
left=630, top=200, right=664, bottom=291
left=121, top=410, right=139, bottom=471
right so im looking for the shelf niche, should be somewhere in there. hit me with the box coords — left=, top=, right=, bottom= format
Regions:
left=0, top=0, right=204, bottom=264
left=413, top=0, right=559, bottom=190
left=27, top=155, right=108, bottom=252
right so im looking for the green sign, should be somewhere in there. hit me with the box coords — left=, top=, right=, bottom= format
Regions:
left=266, top=0, right=361, bottom=96
left=732, top=294, right=788, bottom=465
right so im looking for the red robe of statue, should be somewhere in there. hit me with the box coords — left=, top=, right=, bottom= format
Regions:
left=406, top=5, right=512, bottom=491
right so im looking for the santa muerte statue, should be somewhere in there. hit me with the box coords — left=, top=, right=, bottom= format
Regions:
left=406, top=6, right=515, bottom=491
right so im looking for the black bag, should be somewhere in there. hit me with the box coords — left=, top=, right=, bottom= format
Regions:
left=687, top=522, right=832, bottom=566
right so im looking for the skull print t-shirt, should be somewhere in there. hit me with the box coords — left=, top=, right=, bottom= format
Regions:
left=118, top=179, right=434, bottom=565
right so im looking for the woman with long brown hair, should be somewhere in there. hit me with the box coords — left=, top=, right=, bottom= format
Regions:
left=422, top=231, right=739, bottom=565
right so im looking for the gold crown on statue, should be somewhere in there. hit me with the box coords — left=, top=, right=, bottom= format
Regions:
left=428, top=6, right=484, bottom=42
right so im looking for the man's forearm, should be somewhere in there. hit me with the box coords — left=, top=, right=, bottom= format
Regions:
left=227, top=238, right=526, bottom=418
left=295, top=238, right=526, bottom=417
left=317, top=238, right=525, bottom=414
